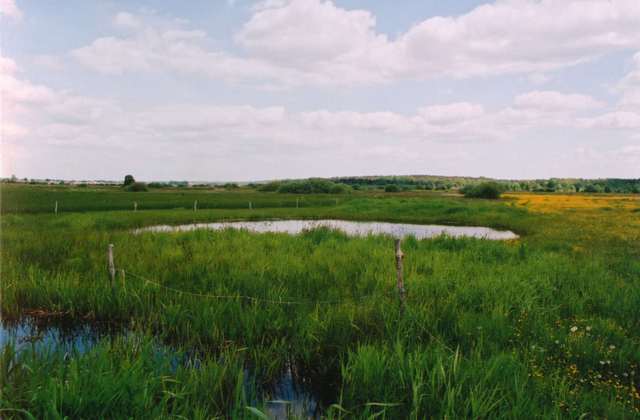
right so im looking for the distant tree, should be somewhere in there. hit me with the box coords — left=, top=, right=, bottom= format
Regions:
left=461, top=182, right=503, bottom=199
left=384, top=184, right=400, bottom=192
left=124, top=174, right=135, bottom=186
left=125, top=182, right=148, bottom=192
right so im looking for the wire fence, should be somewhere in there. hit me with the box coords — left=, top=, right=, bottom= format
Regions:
left=121, top=268, right=387, bottom=306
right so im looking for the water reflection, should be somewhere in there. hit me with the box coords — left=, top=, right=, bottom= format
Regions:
left=137, top=219, right=518, bottom=240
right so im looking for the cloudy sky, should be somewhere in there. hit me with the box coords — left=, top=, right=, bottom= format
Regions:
left=1, top=0, right=640, bottom=181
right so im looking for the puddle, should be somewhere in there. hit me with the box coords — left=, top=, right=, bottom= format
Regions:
left=137, top=219, right=518, bottom=240
left=0, top=317, right=119, bottom=355
left=1, top=318, right=326, bottom=418
left=252, top=363, right=324, bottom=419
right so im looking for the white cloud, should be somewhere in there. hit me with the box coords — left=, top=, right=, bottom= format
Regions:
left=0, top=0, right=22, bottom=21
left=514, top=91, right=605, bottom=112
left=71, top=0, right=640, bottom=87
left=114, top=12, right=141, bottom=29
left=579, top=51, right=640, bottom=129
left=418, top=103, right=485, bottom=125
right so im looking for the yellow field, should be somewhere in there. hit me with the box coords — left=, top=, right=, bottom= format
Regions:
left=506, top=193, right=640, bottom=213
left=505, top=193, right=640, bottom=249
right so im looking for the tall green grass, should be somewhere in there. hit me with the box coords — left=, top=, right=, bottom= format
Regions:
left=1, top=186, right=639, bottom=417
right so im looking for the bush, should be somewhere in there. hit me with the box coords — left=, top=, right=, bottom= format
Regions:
left=384, top=185, right=400, bottom=192
left=275, top=179, right=351, bottom=194
left=223, top=183, right=239, bottom=190
left=461, top=182, right=502, bottom=199
left=125, top=182, right=148, bottom=192
left=124, top=175, right=135, bottom=186
left=148, top=182, right=169, bottom=188
left=257, top=182, right=281, bottom=192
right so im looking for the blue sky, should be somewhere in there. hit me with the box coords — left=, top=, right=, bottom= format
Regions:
left=2, top=0, right=639, bottom=181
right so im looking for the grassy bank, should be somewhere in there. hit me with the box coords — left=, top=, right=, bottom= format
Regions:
left=1, top=186, right=639, bottom=418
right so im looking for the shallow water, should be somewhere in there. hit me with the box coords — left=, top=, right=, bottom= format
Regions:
left=137, top=219, right=518, bottom=240
left=0, top=318, right=113, bottom=355
left=1, top=318, right=322, bottom=418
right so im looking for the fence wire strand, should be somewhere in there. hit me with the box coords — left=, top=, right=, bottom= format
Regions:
left=121, top=269, right=387, bottom=306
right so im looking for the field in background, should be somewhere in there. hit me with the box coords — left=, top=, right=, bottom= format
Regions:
left=1, top=185, right=639, bottom=418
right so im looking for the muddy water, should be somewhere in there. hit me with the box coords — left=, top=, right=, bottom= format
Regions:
left=137, top=219, right=518, bottom=240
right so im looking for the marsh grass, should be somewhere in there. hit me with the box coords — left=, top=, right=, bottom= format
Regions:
left=1, top=187, right=639, bottom=417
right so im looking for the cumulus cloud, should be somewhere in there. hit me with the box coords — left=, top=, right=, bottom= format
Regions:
left=579, top=51, right=640, bottom=129
left=0, top=0, right=22, bottom=20
left=70, top=0, right=640, bottom=87
left=114, top=12, right=141, bottom=29
left=514, top=91, right=605, bottom=112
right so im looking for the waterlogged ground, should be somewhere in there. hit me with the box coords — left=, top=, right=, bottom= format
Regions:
left=0, top=317, right=322, bottom=419
left=138, top=219, right=518, bottom=240
left=1, top=187, right=639, bottom=418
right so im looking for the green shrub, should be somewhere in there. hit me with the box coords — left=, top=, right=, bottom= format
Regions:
left=274, top=179, right=351, bottom=194
left=257, top=181, right=281, bottom=192
left=125, top=182, right=148, bottom=192
left=384, top=185, right=400, bottom=192
left=148, top=182, right=169, bottom=188
left=461, top=182, right=502, bottom=199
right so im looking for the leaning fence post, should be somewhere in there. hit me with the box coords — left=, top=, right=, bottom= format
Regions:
left=108, top=244, right=116, bottom=286
left=54, top=201, right=58, bottom=215
left=194, top=200, right=198, bottom=211
left=395, top=239, right=405, bottom=311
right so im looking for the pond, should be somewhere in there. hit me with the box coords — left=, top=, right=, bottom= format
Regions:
left=137, top=219, right=518, bottom=240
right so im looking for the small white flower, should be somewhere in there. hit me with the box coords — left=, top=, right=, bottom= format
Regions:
left=555, top=340, right=560, bottom=344
left=599, top=361, right=605, bottom=365
left=609, top=345, right=616, bottom=350
left=586, top=326, right=592, bottom=331
left=570, top=326, right=578, bottom=333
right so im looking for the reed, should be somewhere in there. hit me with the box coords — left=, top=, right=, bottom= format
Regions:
left=1, top=185, right=638, bottom=417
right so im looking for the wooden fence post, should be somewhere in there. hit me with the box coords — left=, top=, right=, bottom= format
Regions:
left=54, top=201, right=58, bottom=215
left=194, top=200, right=198, bottom=211
left=395, top=239, right=405, bottom=311
left=134, top=201, right=137, bottom=212
left=120, top=269, right=126, bottom=291
left=249, top=201, right=252, bottom=210
left=108, top=244, right=116, bottom=286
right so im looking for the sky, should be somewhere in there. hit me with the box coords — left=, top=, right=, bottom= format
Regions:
left=1, top=0, right=640, bottom=181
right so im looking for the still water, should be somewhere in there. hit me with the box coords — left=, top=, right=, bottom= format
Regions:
left=137, top=219, right=518, bottom=240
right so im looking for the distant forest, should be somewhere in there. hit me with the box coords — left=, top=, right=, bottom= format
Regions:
left=331, top=176, right=640, bottom=194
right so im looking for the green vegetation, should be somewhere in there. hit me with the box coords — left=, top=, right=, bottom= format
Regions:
left=124, top=182, right=148, bottom=192
left=258, top=178, right=352, bottom=194
left=0, top=184, right=349, bottom=214
left=334, top=175, right=640, bottom=194
left=1, top=185, right=639, bottom=418
left=461, top=182, right=503, bottom=199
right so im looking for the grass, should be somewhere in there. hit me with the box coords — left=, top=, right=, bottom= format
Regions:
left=1, top=185, right=639, bottom=418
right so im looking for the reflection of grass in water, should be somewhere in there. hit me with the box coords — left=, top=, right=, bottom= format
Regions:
left=1, top=187, right=639, bottom=417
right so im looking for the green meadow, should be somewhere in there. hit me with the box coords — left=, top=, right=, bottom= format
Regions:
left=1, top=185, right=639, bottom=418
